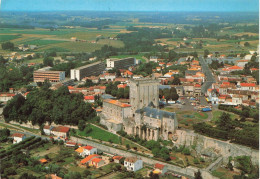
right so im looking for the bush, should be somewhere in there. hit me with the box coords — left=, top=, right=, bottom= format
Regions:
left=182, top=148, right=191, bottom=155
left=193, top=158, right=200, bottom=164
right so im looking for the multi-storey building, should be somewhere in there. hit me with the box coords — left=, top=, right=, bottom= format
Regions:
left=33, top=67, right=65, bottom=82
left=106, top=57, right=136, bottom=70
left=70, top=61, right=105, bottom=81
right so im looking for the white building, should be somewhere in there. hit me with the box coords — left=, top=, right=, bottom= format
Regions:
left=124, top=157, right=143, bottom=172
left=239, top=83, right=256, bottom=91
left=12, top=133, right=26, bottom=144
left=76, top=146, right=97, bottom=157
left=43, top=126, right=53, bottom=135
left=150, top=56, right=158, bottom=63
left=106, top=58, right=136, bottom=70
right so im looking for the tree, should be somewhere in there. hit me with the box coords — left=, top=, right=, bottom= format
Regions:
left=83, top=170, right=91, bottom=177
left=117, top=88, right=124, bottom=99
left=2, top=41, right=14, bottom=50
left=126, top=144, right=130, bottom=150
left=217, top=112, right=234, bottom=131
left=43, top=56, right=54, bottom=67
left=244, top=42, right=250, bottom=47
left=194, top=170, right=203, bottom=179
left=204, top=49, right=210, bottom=58
left=172, top=77, right=181, bottom=85
left=78, top=120, right=86, bottom=131
left=64, top=172, right=81, bottom=179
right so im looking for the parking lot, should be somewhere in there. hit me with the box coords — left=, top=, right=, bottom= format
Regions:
left=165, top=96, right=210, bottom=112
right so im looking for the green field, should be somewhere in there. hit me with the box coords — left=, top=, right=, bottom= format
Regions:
left=76, top=124, right=120, bottom=144
left=110, top=53, right=147, bottom=63
left=23, top=39, right=66, bottom=46
left=0, top=34, right=21, bottom=42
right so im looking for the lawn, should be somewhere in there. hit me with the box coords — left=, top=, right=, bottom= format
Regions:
left=0, top=34, right=21, bottom=42
left=23, top=39, right=66, bottom=46
left=38, top=41, right=103, bottom=52
left=24, top=58, right=44, bottom=64
left=110, top=53, right=147, bottom=63
left=212, top=167, right=240, bottom=179
left=194, top=112, right=208, bottom=120
left=211, top=110, right=239, bottom=123
left=12, top=124, right=40, bottom=134
left=76, top=124, right=120, bottom=144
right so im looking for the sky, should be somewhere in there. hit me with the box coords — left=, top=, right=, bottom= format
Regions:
left=1, top=0, right=259, bottom=12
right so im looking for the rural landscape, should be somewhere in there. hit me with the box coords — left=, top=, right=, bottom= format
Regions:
left=0, top=1, right=259, bottom=179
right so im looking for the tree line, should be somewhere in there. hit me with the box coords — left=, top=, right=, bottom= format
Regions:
left=3, top=86, right=96, bottom=126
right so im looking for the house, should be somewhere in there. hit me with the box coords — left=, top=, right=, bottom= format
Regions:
left=80, top=154, right=101, bottom=165
left=91, top=158, right=105, bottom=168
left=156, top=67, right=161, bottom=71
left=66, top=141, right=82, bottom=147
left=124, top=157, right=143, bottom=172
left=76, top=146, right=97, bottom=157
left=159, top=62, right=165, bottom=67
left=232, top=95, right=243, bottom=105
left=239, top=83, right=256, bottom=91
left=117, top=84, right=128, bottom=89
left=153, top=163, right=168, bottom=176
left=150, top=56, right=158, bottom=63
left=51, top=126, right=70, bottom=138
left=43, top=126, right=53, bottom=135
left=194, top=84, right=201, bottom=97
left=163, top=72, right=174, bottom=78
left=113, top=156, right=124, bottom=164
left=45, top=174, right=62, bottom=179
left=84, top=96, right=95, bottom=103
left=0, top=93, right=15, bottom=102
left=236, top=60, right=249, bottom=68
left=169, top=70, right=179, bottom=74
left=12, top=133, right=26, bottom=144
left=39, top=158, right=48, bottom=164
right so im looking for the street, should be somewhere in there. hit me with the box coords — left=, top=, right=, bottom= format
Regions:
left=199, top=56, right=216, bottom=94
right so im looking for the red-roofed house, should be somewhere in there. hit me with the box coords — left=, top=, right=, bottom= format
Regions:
left=250, top=68, right=259, bottom=73
left=153, top=163, right=168, bottom=175
left=159, top=62, right=165, bottom=66
left=228, top=66, right=243, bottom=72
left=66, top=141, right=82, bottom=147
left=91, top=158, right=105, bottom=168
left=0, top=93, right=16, bottom=102
left=240, top=83, right=256, bottom=91
left=12, top=133, right=26, bottom=144
left=122, top=70, right=133, bottom=78
left=76, top=146, right=97, bottom=157
left=43, top=125, right=53, bottom=135
left=80, top=154, right=100, bottom=165
left=51, top=126, right=70, bottom=138
left=117, top=84, right=127, bottom=89
left=113, top=156, right=124, bottom=164
left=84, top=96, right=95, bottom=103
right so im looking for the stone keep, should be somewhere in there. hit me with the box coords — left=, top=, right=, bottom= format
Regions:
left=129, top=78, right=159, bottom=114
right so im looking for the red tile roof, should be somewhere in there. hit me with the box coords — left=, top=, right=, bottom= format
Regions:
left=154, top=163, right=165, bottom=170
left=52, top=126, right=70, bottom=133
left=92, top=158, right=103, bottom=163
left=12, top=133, right=25, bottom=138
left=194, top=84, right=201, bottom=87
left=240, top=83, right=256, bottom=87
left=80, top=154, right=99, bottom=164
left=103, top=99, right=131, bottom=108
left=229, top=66, right=243, bottom=70
left=84, top=96, right=95, bottom=100
left=43, top=125, right=51, bottom=129
left=83, top=146, right=94, bottom=150
left=113, top=156, right=123, bottom=160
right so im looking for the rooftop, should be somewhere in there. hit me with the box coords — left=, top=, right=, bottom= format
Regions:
left=103, top=99, right=131, bottom=108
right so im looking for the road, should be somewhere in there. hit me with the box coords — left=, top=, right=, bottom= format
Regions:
left=199, top=56, right=216, bottom=94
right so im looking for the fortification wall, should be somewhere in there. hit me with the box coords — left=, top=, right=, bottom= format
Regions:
left=175, top=130, right=259, bottom=165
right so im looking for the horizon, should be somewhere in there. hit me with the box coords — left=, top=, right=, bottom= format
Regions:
left=1, top=0, right=259, bottom=12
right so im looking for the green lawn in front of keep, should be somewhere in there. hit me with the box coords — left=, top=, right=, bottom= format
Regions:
left=76, top=124, right=120, bottom=144
left=211, top=110, right=239, bottom=123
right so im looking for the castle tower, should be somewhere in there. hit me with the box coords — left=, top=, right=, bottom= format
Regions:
left=129, top=78, right=160, bottom=114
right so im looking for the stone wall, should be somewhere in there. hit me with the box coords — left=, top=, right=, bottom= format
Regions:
left=174, top=130, right=259, bottom=165
left=71, top=136, right=217, bottom=179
